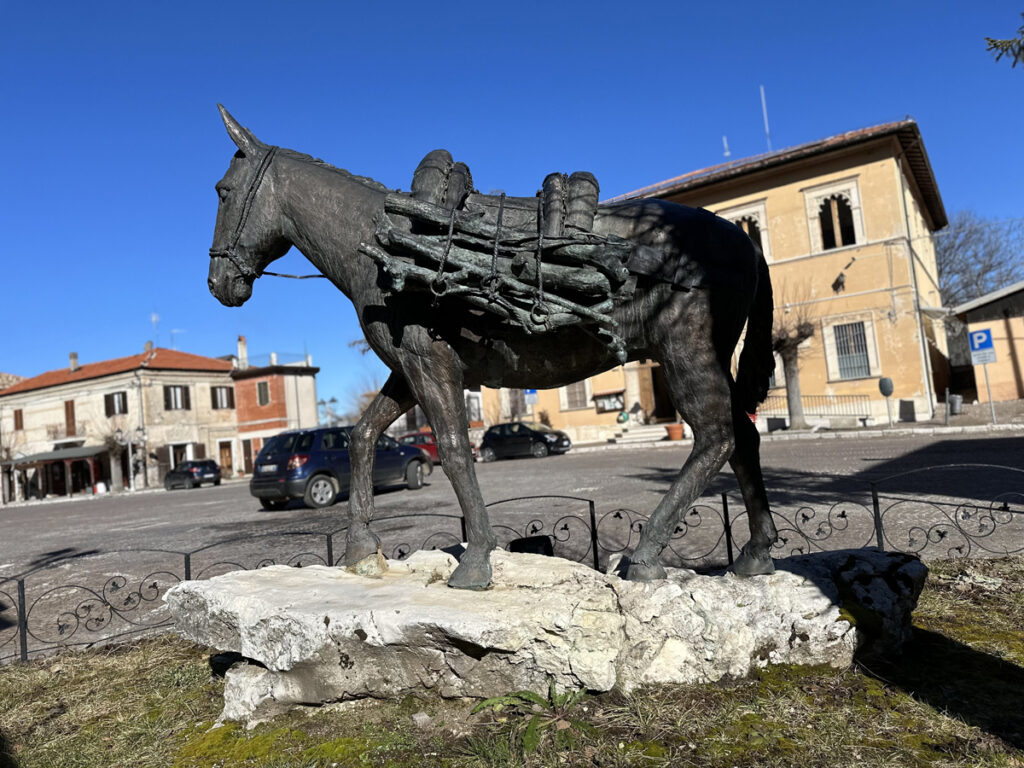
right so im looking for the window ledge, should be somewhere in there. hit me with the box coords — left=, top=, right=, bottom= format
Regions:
left=826, top=375, right=879, bottom=384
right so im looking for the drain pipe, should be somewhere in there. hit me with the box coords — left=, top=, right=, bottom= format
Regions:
left=895, top=155, right=936, bottom=420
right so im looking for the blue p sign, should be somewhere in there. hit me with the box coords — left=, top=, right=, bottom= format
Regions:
left=969, top=329, right=994, bottom=352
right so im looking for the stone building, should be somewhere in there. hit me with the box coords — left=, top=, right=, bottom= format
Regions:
left=482, top=119, right=949, bottom=439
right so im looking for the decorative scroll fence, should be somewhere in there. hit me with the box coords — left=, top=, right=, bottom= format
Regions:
left=1, top=464, right=1021, bottom=664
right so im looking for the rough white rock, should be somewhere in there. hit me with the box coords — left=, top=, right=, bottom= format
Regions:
left=165, top=547, right=925, bottom=725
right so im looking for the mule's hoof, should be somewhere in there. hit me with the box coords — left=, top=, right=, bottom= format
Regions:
left=344, top=527, right=380, bottom=566
left=732, top=546, right=775, bottom=577
left=625, top=559, right=667, bottom=582
left=447, top=558, right=492, bottom=590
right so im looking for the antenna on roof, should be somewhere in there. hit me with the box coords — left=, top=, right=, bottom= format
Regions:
left=722, top=135, right=731, bottom=158
left=760, top=85, right=772, bottom=152
left=150, top=312, right=160, bottom=347
left=169, top=329, right=186, bottom=350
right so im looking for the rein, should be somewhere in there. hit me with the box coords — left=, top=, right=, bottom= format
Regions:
left=209, top=145, right=326, bottom=280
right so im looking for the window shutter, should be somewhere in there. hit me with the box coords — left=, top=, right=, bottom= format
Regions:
left=183, top=387, right=191, bottom=410
left=14, top=409, right=23, bottom=431
left=211, top=387, right=218, bottom=410
left=163, top=386, right=172, bottom=410
left=105, top=393, right=114, bottom=417
left=65, top=401, right=76, bottom=436
left=228, top=387, right=235, bottom=408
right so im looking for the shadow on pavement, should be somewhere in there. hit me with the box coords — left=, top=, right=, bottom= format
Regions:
left=26, top=548, right=101, bottom=571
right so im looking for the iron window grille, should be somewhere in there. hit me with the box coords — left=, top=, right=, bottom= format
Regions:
left=834, top=321, right=871, bottom=379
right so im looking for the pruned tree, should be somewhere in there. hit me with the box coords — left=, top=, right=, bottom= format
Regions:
left=771, top=284, right=817, bottom=430
left=935, top=210, right=1024, bottom=307
left=342, top=375, right=384, bottom=423
left=986, top=14, right=1024, bottom=67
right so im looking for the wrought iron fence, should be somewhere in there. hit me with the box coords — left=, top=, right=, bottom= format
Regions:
left=1, top=464, right=1021, bottom=664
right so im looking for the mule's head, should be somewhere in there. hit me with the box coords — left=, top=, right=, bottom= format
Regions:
left=208, top=105, right=291, bottom=307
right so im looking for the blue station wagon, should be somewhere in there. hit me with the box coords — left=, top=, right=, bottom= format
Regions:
left=249, top=426, right=432, bottom=510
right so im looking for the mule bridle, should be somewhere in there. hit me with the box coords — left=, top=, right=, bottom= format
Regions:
left=209, top=145, right=279, bottom=280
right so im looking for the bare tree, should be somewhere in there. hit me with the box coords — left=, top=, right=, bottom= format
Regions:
left=342, top=375, right=384, bottom=423
left=772, top=284, right=816, bottom=430
left=986, top=13, right=1024, bottom=67
left=936, top=211, right=1024, bottom=307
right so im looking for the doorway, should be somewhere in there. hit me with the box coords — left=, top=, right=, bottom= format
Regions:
left=242, top=439, right=253, bottom=475
left=219, top=441, right=234, bottom=477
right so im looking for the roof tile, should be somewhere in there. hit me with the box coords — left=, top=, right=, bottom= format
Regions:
left=0, top=349, right=233, bottom=397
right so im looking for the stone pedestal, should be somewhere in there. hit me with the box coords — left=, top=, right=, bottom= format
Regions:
left=165, top=548, right=925, bottom=725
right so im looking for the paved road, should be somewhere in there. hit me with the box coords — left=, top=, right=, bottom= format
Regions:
left=2, top=430, right=1022, bottom=576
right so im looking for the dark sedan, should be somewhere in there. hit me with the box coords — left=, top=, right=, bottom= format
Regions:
left=478, top=422, right=572, bottom=462
left=164, top=459, right=222, bottom=490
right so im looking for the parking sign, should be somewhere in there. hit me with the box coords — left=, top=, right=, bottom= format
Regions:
left=969, top=328, right=996, bottom=365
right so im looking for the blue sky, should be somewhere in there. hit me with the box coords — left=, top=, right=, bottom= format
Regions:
left=2, top=1, right=1021, bottom=411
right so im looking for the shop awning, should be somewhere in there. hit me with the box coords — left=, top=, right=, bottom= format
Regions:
left=2, top=444, right=109, bottom=467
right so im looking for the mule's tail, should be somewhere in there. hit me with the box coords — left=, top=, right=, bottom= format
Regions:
left=735, top=246, right=775, bottom=415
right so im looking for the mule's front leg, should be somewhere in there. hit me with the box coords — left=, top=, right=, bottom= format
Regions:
left=344, top=373, right=414, bottom=565
left=403, top=359, right=496, bottom=589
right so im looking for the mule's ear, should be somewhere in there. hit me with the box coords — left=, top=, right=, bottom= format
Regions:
left=218, top=104, right=265, bottom=156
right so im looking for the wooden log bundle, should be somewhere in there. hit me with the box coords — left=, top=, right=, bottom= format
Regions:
left=359, top=193, right=646, bottom=362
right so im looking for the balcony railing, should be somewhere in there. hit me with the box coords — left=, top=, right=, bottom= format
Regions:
left=45, top=422, right=88, bottom=440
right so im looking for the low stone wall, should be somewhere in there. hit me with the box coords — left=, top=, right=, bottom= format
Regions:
left=165, top=548, right=926, bottom=726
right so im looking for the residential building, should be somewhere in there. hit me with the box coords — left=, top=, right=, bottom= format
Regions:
left=229, top=336, right=320, bottom=474
left=482, top=120, right=949, bottom=438
left=953, top=279, right=1024, bottom=403
left=0, top=340, right=319, bottom=503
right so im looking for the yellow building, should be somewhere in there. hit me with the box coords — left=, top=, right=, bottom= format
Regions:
left=480, top=121, right=950, bottom=441
left=954, top=280, right=1024, bottom=403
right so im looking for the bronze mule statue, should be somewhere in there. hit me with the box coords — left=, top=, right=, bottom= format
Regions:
left=207, top=106, right=779, bottom=589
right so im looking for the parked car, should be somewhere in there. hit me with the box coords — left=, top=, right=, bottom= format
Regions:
left=164, top=459, right=222, bottom=490
left=397, top=430, right=479, bottom=463
left=250, top=426, right=433, bottom=510
left=478, top=422, right=572, bottom=462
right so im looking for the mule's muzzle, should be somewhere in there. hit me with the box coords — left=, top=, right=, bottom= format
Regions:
left=208, top=253, right=254, bottom=307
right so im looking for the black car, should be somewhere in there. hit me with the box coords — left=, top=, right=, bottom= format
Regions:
left=478, top=422, right=572, bottom=462
left=164, top=459, right=222, bottom=490
left=249, top=426, right=433, bottom=510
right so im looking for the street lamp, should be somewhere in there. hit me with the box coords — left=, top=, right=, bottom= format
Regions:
left=114, top=426, right=147, bottom=493
left=318, top=397, right=339, bottom=426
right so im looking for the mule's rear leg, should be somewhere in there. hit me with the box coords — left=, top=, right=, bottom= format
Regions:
left=728, top=403, right=778, bottom=576
left=627, top=357, right=736, bottom=582
left=345, top=373, right=414, bottom=565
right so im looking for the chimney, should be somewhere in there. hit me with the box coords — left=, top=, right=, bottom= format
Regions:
left=69, top=352, right=79, bottom=372
left=237, top=335, right=248, bottom=369
left=269, top=352, right=278, bottom=366
left=144, top=340, right=153, bottom=352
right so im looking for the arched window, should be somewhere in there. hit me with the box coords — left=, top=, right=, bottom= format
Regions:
left=735, top=215, right=763, bottom=250
left=818, top=194, right=856, bottom=250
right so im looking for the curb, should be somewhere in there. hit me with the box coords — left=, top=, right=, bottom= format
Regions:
left=570, top=421, right=1024, bottom=453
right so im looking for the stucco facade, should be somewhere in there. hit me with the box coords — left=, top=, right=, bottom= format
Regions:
left=954, top=281, right=1024, bottom=403
left=483, top=121, right=949, bottom=438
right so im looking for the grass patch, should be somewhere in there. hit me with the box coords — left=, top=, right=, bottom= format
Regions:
left=3, top=557, right=1024, bottom=767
